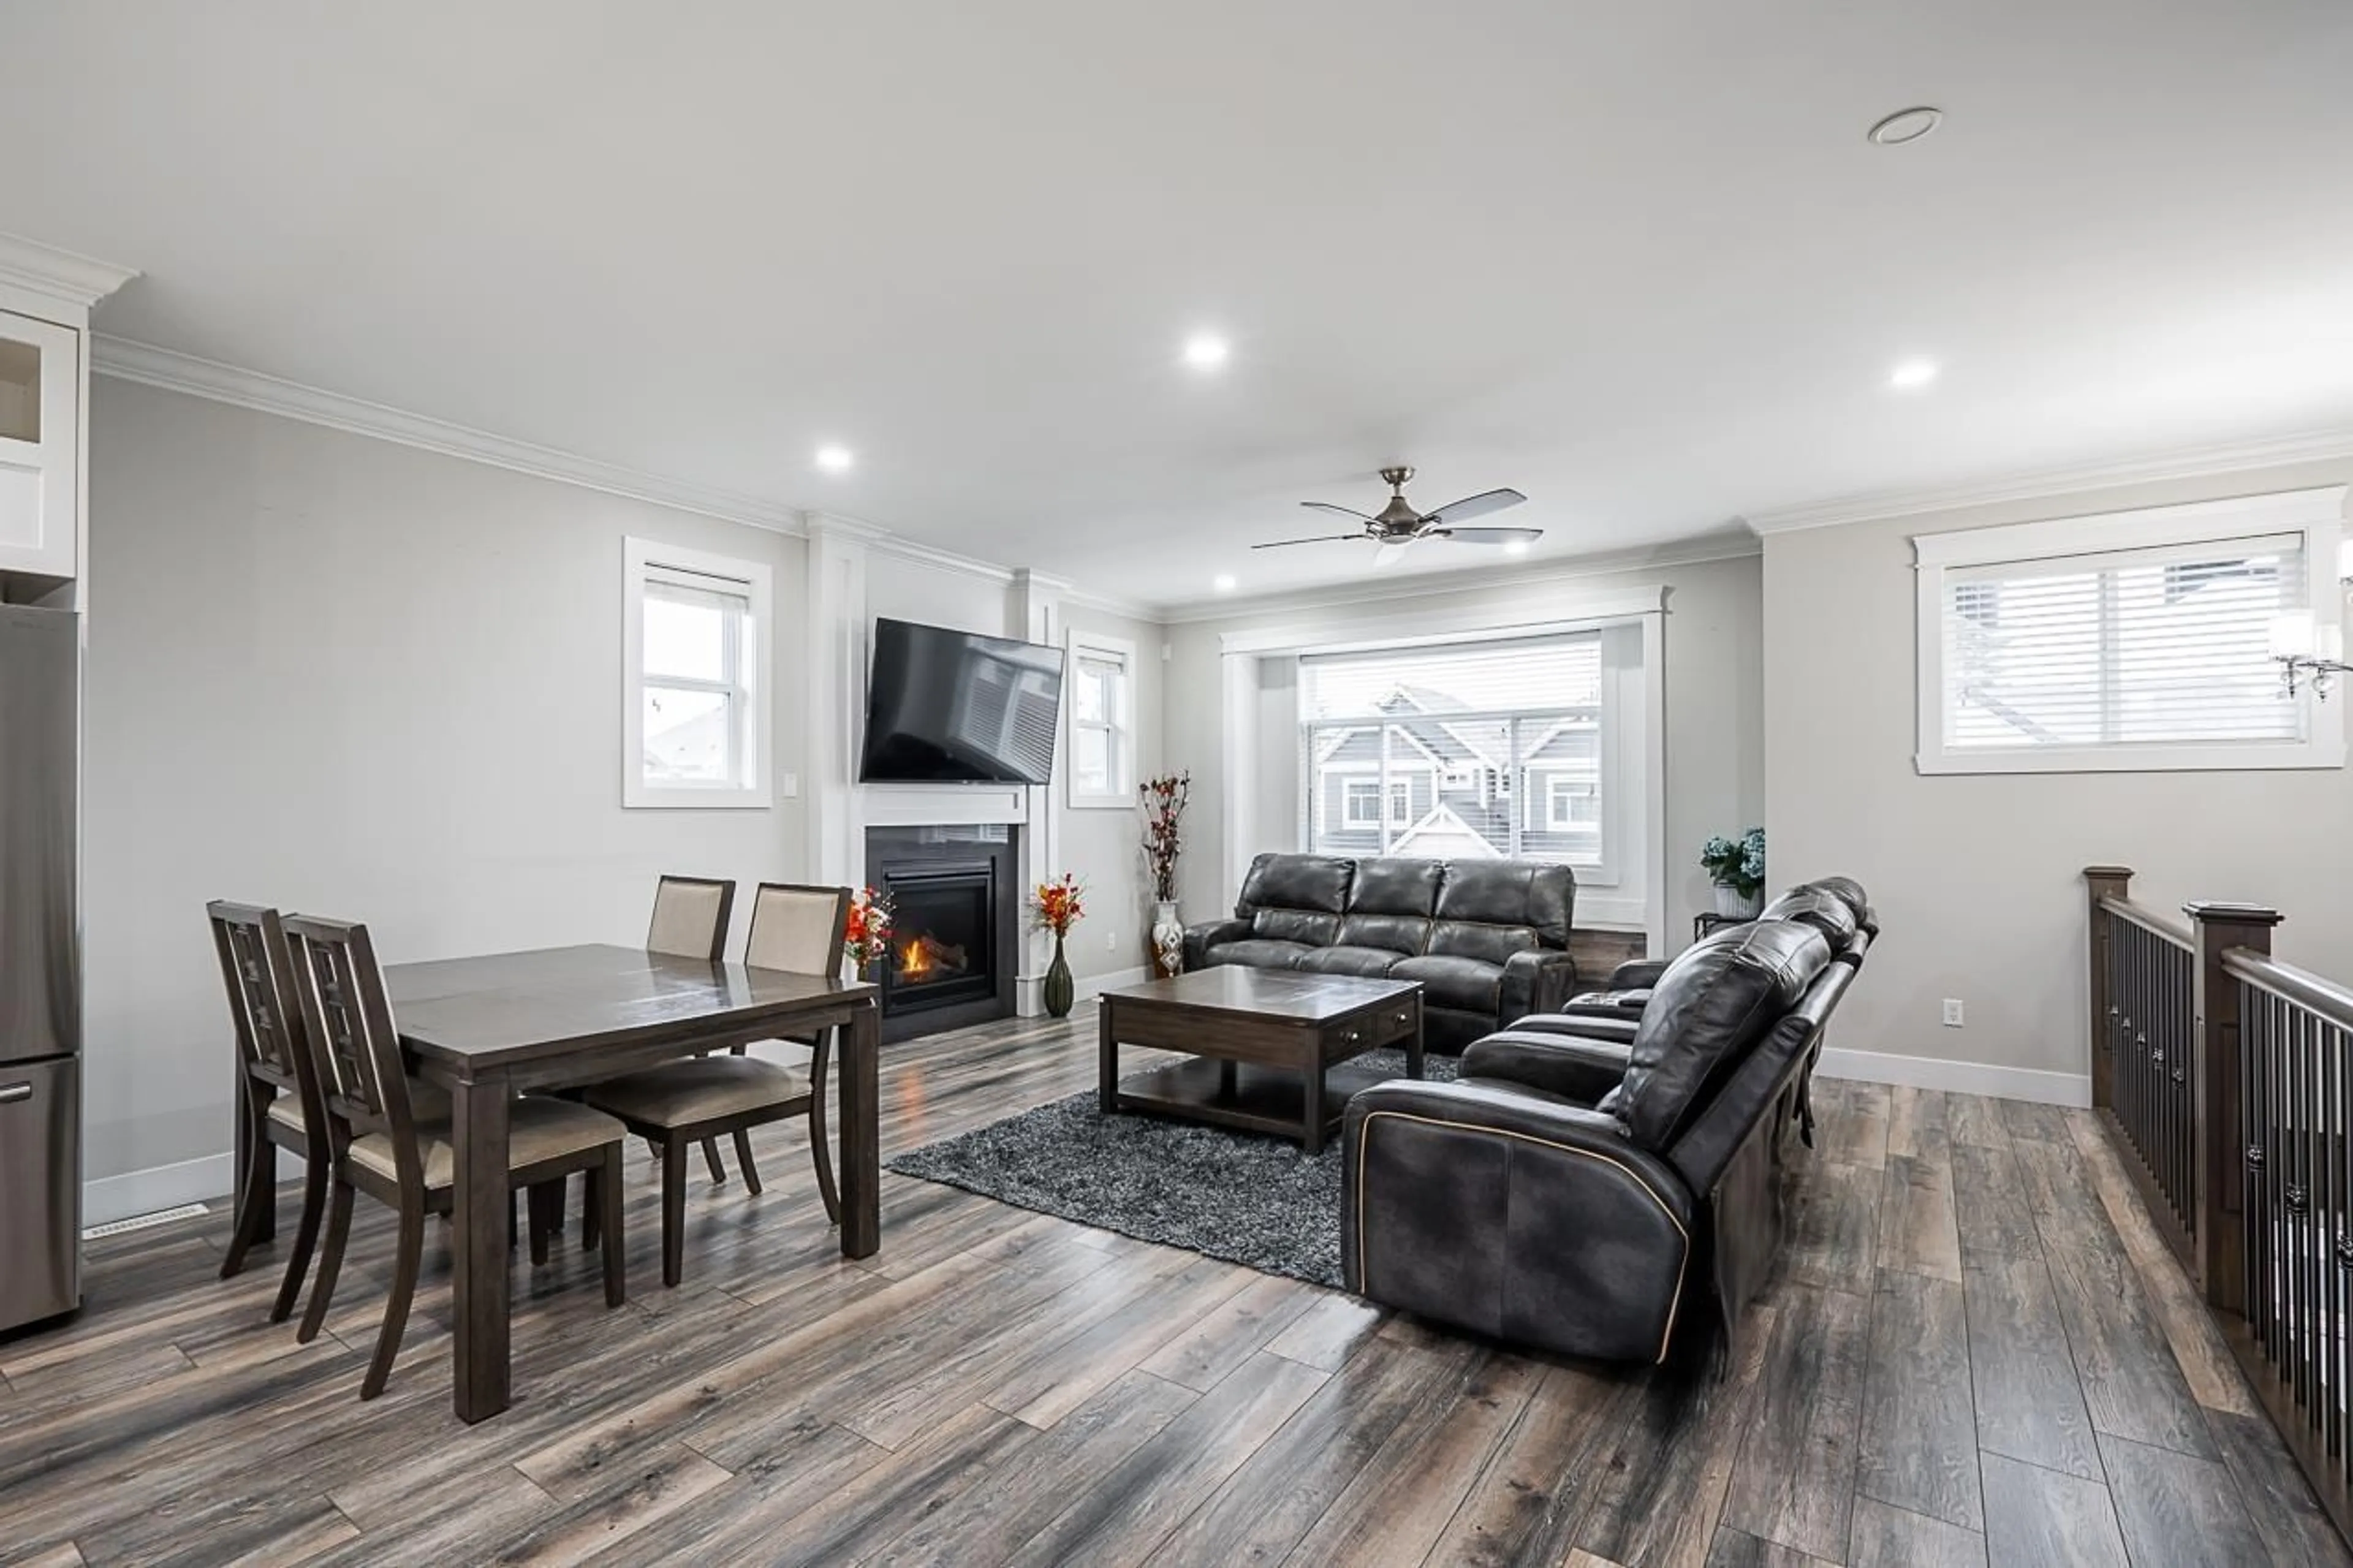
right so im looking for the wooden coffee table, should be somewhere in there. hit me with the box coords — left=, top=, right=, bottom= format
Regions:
left=1097, top=968, right=1424, bottom=1153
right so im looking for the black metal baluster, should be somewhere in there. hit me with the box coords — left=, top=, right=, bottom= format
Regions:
left=2249, top=985, right=2270, bottom=1362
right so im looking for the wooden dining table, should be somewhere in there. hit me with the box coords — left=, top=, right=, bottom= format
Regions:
left=383, top=943, right=881, bottom=1423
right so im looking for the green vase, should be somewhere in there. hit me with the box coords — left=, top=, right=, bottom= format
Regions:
left=1043, top=935, right=1075, bottom=1019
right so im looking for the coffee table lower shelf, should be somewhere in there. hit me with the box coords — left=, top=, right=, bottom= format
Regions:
left=1107, top=1057, right=1409, bottom=1149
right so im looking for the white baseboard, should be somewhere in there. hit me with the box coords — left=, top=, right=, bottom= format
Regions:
left=84, top=1145, right=306, bottom=1228
left=1814, top=1047, right=2091, bottom=1108
left=1075, top=965, right=1150, bottom=1002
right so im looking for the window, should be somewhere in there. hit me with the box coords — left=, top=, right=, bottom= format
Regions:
left=1914, top=488, right=2346, bottom=774
left=1066, top=629, right=1135, bottom=808
left=1299, top=631, right=1619, bottom=875
left=623, top=538, right=773, bottom=808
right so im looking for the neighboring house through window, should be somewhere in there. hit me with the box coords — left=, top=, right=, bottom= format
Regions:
left=623, top=537, right=773, bottom=808
left=1298, top=631, right=1620, bottom=877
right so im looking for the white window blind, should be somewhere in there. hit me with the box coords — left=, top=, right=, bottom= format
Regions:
left=1941, top=533, right=2304, bottom=753
left=1297, top=632, right=1610, bottom=869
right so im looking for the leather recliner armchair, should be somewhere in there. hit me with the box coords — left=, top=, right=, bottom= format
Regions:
left=1341, top=896, right=1871, bottom=1365
left=1184, top=853, right=1581, bottom=1051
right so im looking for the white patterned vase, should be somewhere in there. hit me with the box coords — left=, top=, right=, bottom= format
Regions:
left=1713, top=884, right=1763, bottom=919
left=1151, top=900, right=1184, bottom=978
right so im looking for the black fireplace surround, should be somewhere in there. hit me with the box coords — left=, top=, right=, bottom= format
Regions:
left=865, top=825, right=1019, bottom=1042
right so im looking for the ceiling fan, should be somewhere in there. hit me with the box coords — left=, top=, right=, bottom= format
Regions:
left=1256, top=466, right=1539, bottom=566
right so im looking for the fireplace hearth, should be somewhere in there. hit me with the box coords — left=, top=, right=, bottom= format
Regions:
left=866, top=825, right=1018, bottom=1042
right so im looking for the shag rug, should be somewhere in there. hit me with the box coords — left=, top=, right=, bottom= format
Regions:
left=884, top=1048, right=1457, bottom=1287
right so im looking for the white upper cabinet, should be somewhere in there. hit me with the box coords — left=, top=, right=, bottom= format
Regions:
left=0, top=309, right=81, bottom=579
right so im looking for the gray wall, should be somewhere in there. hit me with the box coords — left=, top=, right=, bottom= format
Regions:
left=83, top=379, right=808, bottom=1190
left=1161, top=551, right=1767, bottom=946
left=1763, top=459, right=2353, bottom=1085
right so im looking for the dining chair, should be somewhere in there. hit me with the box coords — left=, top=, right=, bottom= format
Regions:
left=646, top=873, right=737, bottom=1183
left=647, top=874, right=735, bottom=961
left=209, top=901, right=331, bottom=1323
left=584, top=882, right=852, bottom=1286
left=282, top=915, right=630, bottom=1399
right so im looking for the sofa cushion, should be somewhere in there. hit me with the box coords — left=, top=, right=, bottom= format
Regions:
left=1296, top=945, right=1406, bottom=980
left=1614, top=921, right=1832, bottom=1150
left=1238, top=854, right=1354, bottom=916
left=1756, top=888, right=1859, bottom=948
left=1203, top=937, right=1315, bottom=969
left=1427, top=918, right=1539, bottom=965
left=1346, top=858, right=1444, bottom=917
left=1254, top=908, right=1343, bottom=947
left=1434, top=862, right=1573, bottom=948
left=1336, top=912, right=1431, bottom=955
left=1392, top=953, right=1505, bottom=1013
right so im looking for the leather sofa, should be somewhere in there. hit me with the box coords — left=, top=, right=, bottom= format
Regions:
left=1341, top=878, right=1873, bottom=1365
left=1183, top=853, right=1580, bottom=1051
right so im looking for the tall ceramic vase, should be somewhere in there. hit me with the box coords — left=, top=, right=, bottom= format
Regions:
left=1043, top=934, right=1075, bottom=1018
left=1150, top=900, right=1183, bottom=979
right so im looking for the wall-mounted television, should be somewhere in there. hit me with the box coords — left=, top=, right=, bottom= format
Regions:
left=858, top=617, right=1066, bottom=786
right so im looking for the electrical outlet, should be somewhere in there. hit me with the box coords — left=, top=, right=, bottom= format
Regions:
left=1105, top=929, right=1118, bottom=952
left=1942, top=998, right=1965, bottom=1028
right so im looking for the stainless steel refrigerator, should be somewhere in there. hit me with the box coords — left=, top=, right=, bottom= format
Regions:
left=0, top=605, right=80, bottom=1332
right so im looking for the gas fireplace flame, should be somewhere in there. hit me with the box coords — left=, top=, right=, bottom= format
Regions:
left=900, top=937, right=933, bottom=977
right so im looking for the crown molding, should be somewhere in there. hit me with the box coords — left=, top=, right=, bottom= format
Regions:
left=1743, top=426, right=2353, bottom=536
left=1153, top=532, right=1759, bottom=625
left=93, top=335, right=811, bottom=535
left=0, top=232, right=138, bottom=313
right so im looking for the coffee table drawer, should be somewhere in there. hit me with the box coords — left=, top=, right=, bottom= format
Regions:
left=1316, top=993, right=1421, bottom=1059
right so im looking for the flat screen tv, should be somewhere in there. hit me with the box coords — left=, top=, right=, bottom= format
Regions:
left=858, top=617, right=1066, bottom=785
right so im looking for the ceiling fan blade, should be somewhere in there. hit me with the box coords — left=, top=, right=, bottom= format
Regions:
left=1436, top=526, right=1545, bottom=545
left=1252, top=533, right=1367, bottom=550
left=1371, top=540, right=1412, bottom=567
left=1300, top=501, right=1376, bottom=523
left=1422, top=488, right=1528, bottom=526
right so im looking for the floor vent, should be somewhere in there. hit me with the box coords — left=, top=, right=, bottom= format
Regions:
left=82, top=1202, right=210, bottom=1240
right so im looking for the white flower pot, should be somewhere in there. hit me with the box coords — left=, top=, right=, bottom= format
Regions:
left=1714, top=884, right=1763, bottom=919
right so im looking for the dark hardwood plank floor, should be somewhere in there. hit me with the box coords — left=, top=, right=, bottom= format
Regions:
left=1, top=1025, right=2347, bottom=1566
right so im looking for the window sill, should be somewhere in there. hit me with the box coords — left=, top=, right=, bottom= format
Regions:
left=1066, top=792, right=1132, bottom=811
left=1915, top=739, right=2346, bottom=776
left=625, top=782, right=772, bottom=809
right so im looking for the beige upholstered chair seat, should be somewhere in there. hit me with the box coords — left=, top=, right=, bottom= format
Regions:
left=347, top=1097, right=626, bottom=1190
left=583, top=1056, right=811, bottom=1129
left=266, top=1094, right=307, bottom=1134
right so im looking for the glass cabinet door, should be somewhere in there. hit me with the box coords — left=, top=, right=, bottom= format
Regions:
left=0, top=308, right=79, bottom=578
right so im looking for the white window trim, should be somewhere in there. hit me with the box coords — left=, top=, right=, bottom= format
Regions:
left=623, top=537, right=773, bottom=809
left=1545, top=775, right=1590, bottom=831
left=1065, top=628, right=1137, bottom=809
left=1913, top=487, right=2346, bottom=776
left=1341, top=778, right=1384, bottom=827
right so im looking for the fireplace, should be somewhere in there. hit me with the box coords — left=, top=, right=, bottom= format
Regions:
left=866, top=825, right=1018, bottom=1041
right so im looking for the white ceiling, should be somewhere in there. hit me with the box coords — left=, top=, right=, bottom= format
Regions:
left=5, top=0, right=2351, bottom=610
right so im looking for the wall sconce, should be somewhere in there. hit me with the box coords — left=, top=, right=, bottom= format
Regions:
left=2270, top=539, right=2353, bottom=699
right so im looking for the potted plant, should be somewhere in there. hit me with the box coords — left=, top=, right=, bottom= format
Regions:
left=1140, top=771, right=1191, bottom=978
left=1032, top=873, right=1086, bottom=1018
left=1700, top=828, right=1767, bottom=918
left=842, top=886, right=895, bottom=981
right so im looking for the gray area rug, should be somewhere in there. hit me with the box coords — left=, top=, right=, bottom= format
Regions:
left=885, top=1048, right=1457, bottom=1287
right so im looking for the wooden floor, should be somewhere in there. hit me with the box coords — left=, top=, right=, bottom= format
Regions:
left=3, top=1016, right=2347, bottom=1568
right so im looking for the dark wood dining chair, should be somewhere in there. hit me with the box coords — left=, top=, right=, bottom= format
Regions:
left=646, top=873, right=737, bottom=1182
left=584, top=882, right=852, bottom=1286
left=210, top=901, right=330, bottom=1324
left=282, top=915, right=630, bottom=1399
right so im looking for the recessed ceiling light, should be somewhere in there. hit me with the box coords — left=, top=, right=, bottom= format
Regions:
left=1503, top=540, right=1531, bottom=557
left=1183, top=333, right=1230, bottom=371
left=1213, top=573, right=1238, bottom=593
left=1889, top=359, right=1939, bottom=390
left=1868, top=106, right=1942, bottom=146
left=814, top=444, right=854, bottom=473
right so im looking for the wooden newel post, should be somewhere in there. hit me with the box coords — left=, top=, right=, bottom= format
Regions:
left=2185, top=899, right=2284, bottom=1315
left=2083, top=866, right=2134, bottom=1112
